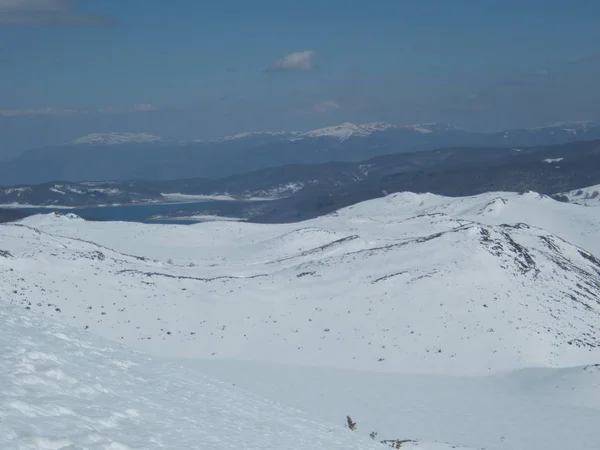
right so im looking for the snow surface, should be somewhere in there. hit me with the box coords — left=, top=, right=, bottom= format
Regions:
left=0, top=203, right=75, bottom=209
left=66, top=121, right=599, bottom=147
left=560, top=184, right=600, bottom=207
left=3, top=187, right=32, bottom=195
left=530, top=120, right=597, bottom=132
left=218, top=130, right=300, bottom=141
left=290, top=122, right=453, bottom=142
left=3, top=190, right=600, bottom=449
left=0, top=304, right=393, bottom=450
left=182, top=131, right=301, bottom=144
left=159, top=193, right=269, bottom=202
left=293, top=122, right=396, bottom=141
left=150, top=214, right=246, bottom=222
left=196, top=358, right=600, bottom=450
left=3, top=190, right=600, bottom=376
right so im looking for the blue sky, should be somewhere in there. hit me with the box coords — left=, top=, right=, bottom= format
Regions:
left=1, top=0, right=600, bottom=150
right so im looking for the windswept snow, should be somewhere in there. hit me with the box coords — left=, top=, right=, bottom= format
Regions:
left=2, top=189, right=600, bottom=449
left=559, top=184, right=600, bottom=207
left=0, top=304, right=388, bottom=450
left=3, top=190, right=600, bottom=376
left=197, top=359, right=600, bottom=450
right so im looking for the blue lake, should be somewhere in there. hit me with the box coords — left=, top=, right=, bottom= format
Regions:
left=18, top=201, right=246, bottom=225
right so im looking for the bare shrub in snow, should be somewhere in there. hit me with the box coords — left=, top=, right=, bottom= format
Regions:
left=346, top=415, right=356, bottom=431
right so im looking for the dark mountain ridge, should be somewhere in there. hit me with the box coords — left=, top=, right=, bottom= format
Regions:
left=2, top=139, right=600, bottom=225
left=2, top=121, right=600, bottom=186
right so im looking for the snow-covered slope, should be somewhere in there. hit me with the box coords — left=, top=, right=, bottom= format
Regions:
left=530, top=120, right=598, bottom=135
left=559, top=184, right=600, bottom=207
left=71, top=132, right=164, bottom=145
left=184, top=130, right=300, bottom=144
left=291, top=122, right=456, bottom=142
left=293, top=122, right=396, bottom=141
left=70, top=121, right=600, bottom=146
left=0, top=181, right=162, bottom=208
left=219, top=130, right=300, bottom=141
left=0, top=304, right=392, bottom=450
left=337, top=190, right=600, bottom=255
left=196, top=358, right=600, bottom=450
left=2, top=191, right=600, bottom=376
left=3, top=191, right=600, bottom=450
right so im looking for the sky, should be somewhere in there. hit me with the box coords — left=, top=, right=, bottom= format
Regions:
left=1, top=0, right=600, bottom=154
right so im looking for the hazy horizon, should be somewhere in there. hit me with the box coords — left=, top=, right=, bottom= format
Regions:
left=2, top=0, right=600, bottom=155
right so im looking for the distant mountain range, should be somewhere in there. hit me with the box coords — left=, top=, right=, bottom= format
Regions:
left=2, top=121, right=600, bottom=186
left=71, top=132, right=165, bottom=145
left=3, top=138, right=600, bottom=225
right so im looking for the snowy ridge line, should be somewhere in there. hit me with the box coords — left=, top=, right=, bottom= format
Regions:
left=266, top=234, right=361, bottom=264
left=7, top=223, right=155, bottom=263
left=2, top=190, right=600, bottom=376
left=343, top=225, right=471, bottom=258
left=116, top=269, right=269, bottom=282
left=4, top=189, right=600, bottom=450
left=558, top=184, right=600, bottom=207
left=69, top=120, right=600, bottom=146
left=371, top=271, right=409, bottom=284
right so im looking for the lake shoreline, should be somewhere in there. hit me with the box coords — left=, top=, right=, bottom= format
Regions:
left=7, top=199, right=265, bottom=225
left=0, top=194, right=276, bottom=210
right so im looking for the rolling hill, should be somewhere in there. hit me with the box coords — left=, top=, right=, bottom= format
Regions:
left=2, top=191, right=599, bottom=375
left=2, top=191, right=600, bottom=449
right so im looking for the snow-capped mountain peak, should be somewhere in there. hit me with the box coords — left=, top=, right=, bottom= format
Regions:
left=290, top=122, right=461, bottom=142
left=181, top=130, right=301, bottom=145
left=529, top=121, right=599, bottom=134
left=292, top=122, right=396, bottom=142
left=71, top=132, right=164, bottom=145
left=219, top=130, right=300, bottom=141
left=558, top=184, right=600, bottom=207
left=399, top=122, right=461, bottom=134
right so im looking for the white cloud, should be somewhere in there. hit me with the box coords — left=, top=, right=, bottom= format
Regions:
left=130, top=103, right=158, bottom=112
left=0, top=0, right=115, bottom=25
left=314, top=100, right=340, bottom=113
left=266, top=50, right=317, bottom=72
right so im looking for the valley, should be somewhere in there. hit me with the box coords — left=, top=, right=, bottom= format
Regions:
left=2, top=190, right=600, bottom=449
left=3, top=135, right=600, bottom=226
left=5, top=6, right=600, bottom=448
